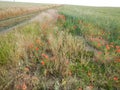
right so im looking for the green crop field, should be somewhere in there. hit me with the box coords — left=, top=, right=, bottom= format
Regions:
left=57, top=5, right=120, bottom=60
left=0, top=3, right=120, bottom=90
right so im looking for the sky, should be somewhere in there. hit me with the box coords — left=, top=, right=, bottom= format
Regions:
left=0, top=0, right=120, bottom=7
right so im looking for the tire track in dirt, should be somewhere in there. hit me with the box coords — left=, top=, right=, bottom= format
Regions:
left=0, top=5, right=61, bottom=34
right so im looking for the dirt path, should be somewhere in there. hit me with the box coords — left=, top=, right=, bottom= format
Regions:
left=0, top=8, right=59, bottom=34
left=31, top=9, right=59, bottom=24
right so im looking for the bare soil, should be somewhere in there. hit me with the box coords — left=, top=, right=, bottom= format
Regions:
left=31, top=9, right=59, bottom=24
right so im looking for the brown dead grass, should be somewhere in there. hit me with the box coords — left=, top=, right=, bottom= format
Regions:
left=0, top=5, right=60, bottom=20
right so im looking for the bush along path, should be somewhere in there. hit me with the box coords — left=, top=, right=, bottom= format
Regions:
left=0, top=9, right=120, bottom=90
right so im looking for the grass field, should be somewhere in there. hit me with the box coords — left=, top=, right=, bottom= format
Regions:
left=0, top=3, right=120, bottom=90
left=57, top=5, right=120, bottom=61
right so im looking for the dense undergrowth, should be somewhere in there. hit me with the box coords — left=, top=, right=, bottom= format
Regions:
left=0, top=21, right=93, bottom=90
left=0, top=5, right=120, bottom=90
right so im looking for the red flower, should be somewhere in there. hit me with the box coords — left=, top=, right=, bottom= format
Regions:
left=22, top=83, right=27, bottom=90
left=41, top=61, right=45, bottom=65
left=98, top=51, right=102, bottom=55
left=116, top=49, right=120, bottom=53
left=113, top=76, right=118, bottom=81
left=114, top=59, right=120, bottom=63
left=58, top=15, right=66, bottom=21
left=42, top=53, right=48, bottom=59
left=36, top=47, right=39, bottom=51
left=106, top=45, right=110, bottom=50
left=97, top=43, right=101, bottom=47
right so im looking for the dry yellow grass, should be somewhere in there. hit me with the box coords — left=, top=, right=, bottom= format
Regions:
left=0, top=4, right=60, bottom=20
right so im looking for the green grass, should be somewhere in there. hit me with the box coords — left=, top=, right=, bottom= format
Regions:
left=0, top=5, right=120, bottom=90
left=57, top=5, right=120, bottom=44
left=57, top=5, right=120, bottom=60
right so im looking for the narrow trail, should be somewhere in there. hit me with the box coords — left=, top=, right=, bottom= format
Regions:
left=0, top=5, right=61, bottom=34
left=31, top=9, right=58, bottom=24
left=0, top=13, right=37, bottom=32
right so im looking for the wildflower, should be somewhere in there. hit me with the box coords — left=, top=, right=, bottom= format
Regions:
left=114, top=59, right=120, bottom=63
left=106, top=45, right=110, bottom=50
left=98, top=51, right=102, bottom=55
left=42, top=53, right=48, bottom=59
left=58, top=14, right=66, bottom=21
left=41, top=61, right=45, bottom=65
left=36, top=47, right=39, bottom=51
left=113, top=76, right=118, bottom=81
left=116, top=49, right=120, bottom=53
left=97, top=43, right=101, bottom=47
left=22, top=83, right=27, bottom=90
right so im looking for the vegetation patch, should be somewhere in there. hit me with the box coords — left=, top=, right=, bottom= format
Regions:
left=0, top=5, right=120, bottom=90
